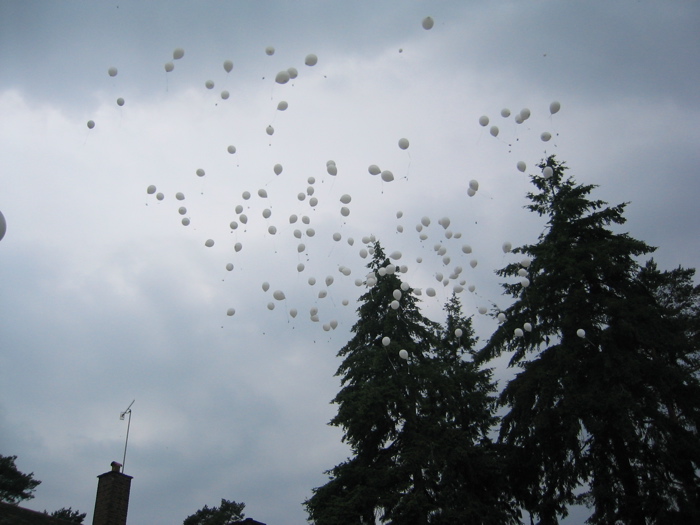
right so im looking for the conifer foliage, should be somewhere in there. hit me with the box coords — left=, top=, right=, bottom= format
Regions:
left=305, top=243, right=517, bottom=524
left=478, top=156, right=700, bottom=524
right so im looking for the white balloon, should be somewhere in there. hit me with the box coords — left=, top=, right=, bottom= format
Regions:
left=301, top=216, right=310, bottom=224
left=265, top=46, right=275, bottom=55
left=221, top=90, right=230, bottom=100
left=266, top=125, right=274, bottom=135
left=235, top=205, right=244, bottom=214
left=305, top=53, right=318, bottom=66
left=517, top=161, right=526, bottom=172
left=521, top=257, right=532, bottom=268
left=398, top=138, right=409, bottom=150
left=173, top=48, right=184, bottom=59
left=478, top=306, right=487, bottom=314
left=229, top=221, right=238, bottom=230
left=359, top=248, right=368, bottom=258
left=550, top=101, right=561, bottom=114
left=156, top=192, right=164, bottom=200
left=390, top=251, right=402, bottom=260
left=330, top=319, right=338, bottom=329
left=541, top=132, right=552, bottom=142
left=393, top=290, right=402, bottom=301
left=514, top=328, right=524, bottom=337
left=327, top=164, right=338, bottom=176
left=462, top=245, right=472, bottom=254
left=239, top=214, right=248, bottom=224
left=479, top=115, right=489, bottom=127
left=297, top=263, right=305, bottom=272
left=297, top=243, right=306, bottom=253
left=368, top=165, right=381, bottom=175
left=234, top=242, right=242, bottom=252
left=262, top=282, right=270, bottom=292
left=287, top=67, right=298, bottom=79
left=490, top=126, right=499, bottom=137
left=108, top=66, right=118, bottom=77
left=275, top=70, right=290, bottom=84
left=521, top=278, right=530, bottom=288
left=391, top=300, right=400, bottom=310
left=273, top=290, right=285, bottom=300
left=340, top=207, right=350, bottom=217
left=333, top=232, right=342, bottom=241
left=178, top=207, right=187, bottom=215
left=381, top=170, right=394, bottom=182
left=502, top=241, right=512, bottom=253
left=274, top=164, right=283, bottom=175
left=226, top=308, right=236, bottom=316
left=175, top=192, right=185, bottom=200
left=268, top=225, right=277, bottom=235
left=399, top=349, right=409, bottom=360
left=308, top=277, right=316, bottom=286
left=309, top=197, right=318, bottom=207
left=205, top=239, right=215, bottom=247
left=520, top=108, right=531, bottom=120
left=468, top=284, right=476, bottom=292
left=196, top=168, right=205, bottom=177
left=226, top=263, right=234, bottom=271
left=524, top=323, right=532, bottom=332
left=116, top=97, right=125, bottom=106
left=543, top=166, right=554, bottom=179
left=469, top=180, right=479, bottom=191
left=87, top=120, right=95, bottom=129
left=340, top=194, right=352, bottom=204
left=501, top=108, right=511, bottom=117
left=0, top=210, right=6, bottom=241
left=262, top=208, right=272, bottom=218
left=382, top=336, right=391, bottom=346
left=426, top=288, right=436, bottom=297
left=147, top=185, right=156, bottom=194
left=455, top=328, right=463, bottom=337
left=223, top=60, right=233, bottom=73
left=297, top=193, right=306, bottom=201
left=497, top=313, right=506, bottom=322
left=325, top=276, right=334, bottom=286
left=470, top=259, right=478, bottom=268
left=267, top=302, right=275, bottom=310
left=347, top=237, right=355, bottom=246
left=289, top=214, right=298, bottom=224
left=422, top=16, right=434, bottom=30
left=227, top=145, right=236, bottom=154
left=164, top=62, right=174, bottom=72
left=306, top=228, right=315, bottom=237
left=577, top=328, right=586, bottom=338
left=242, top=191, right=251, bottom=200
left=277, top=101, right=288, bottom=111
left=289, top=308, right=298, bottom=318
left=205, top=80, right=215, bottom=89
left=258, top=189, right=268, bottom=198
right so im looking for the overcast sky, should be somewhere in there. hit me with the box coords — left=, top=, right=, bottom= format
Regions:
left=1, top=1, right=699, bottom=524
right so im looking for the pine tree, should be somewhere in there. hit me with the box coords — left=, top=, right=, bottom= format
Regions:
left=305, top=243, right=518, bottom=524
left=478, top=156, right=700, bottom=524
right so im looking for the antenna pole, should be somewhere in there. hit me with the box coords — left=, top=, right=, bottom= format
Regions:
left=120, top=400, right=135, bottom=474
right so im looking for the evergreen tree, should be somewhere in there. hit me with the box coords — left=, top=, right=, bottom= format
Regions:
left=477, top=156, right=700, bottom=524
left=306, top=243, right=518, bottom=524
left=0, top=454, right=41, bottom=504
left=45, top=507, right=86, bottom=523
left=183, top=498, right=245, bottom=525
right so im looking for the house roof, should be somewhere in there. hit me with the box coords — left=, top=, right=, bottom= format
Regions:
left=0, top=501, right=77, bottom=525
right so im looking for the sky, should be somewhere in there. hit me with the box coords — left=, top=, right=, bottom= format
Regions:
left=1, top=1, right=699, bottom=524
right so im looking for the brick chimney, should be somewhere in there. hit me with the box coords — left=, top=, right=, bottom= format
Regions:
left=92, top=461, right=133, bottom=525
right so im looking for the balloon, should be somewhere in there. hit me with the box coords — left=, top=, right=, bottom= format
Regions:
left=266, top=125, right=274, bottom=135
left=340, top=194, right=352, bottom=204
left=275, top=71, right=290, bottom=84
left=262, top=282, right=270, bottom=292
left=426, top=288, right=436, bottom=297
left=265, top=46, right=275, bottom=55
left=173, top=48, right=184, bottom=60
left=550, top=101, right=561, bottom=114
left=234, top=242, right=242, bottom=252
left=478, top=115, right=489, bottom=127
left=289, top=215, right=298, bottom=224
left=470, top=259, right=478, bottom=268
left=297, top=193, right=306, bottom=201
left=514, top=113, right=523, bottom=124
left=521, top=257, right=531, bottom=268
left=399, top=349, right=409, bottom=360
left=147, top=185, right=156, bottom=194
left=289, top=308, right=298, bottom=318
left=273, top=290, right=285, bottom=300
left=0, top=210, right=6, bottom=241
left=514, top=328, right=524, bottom=337
left=277, top=101, right=288, bottom=111
left=330, top=319, right=338, bottom=329
left=393, top=290, right=403, bottom=301
left=205, top=80, right=215, bottom=89
left=468, top=284, right=476, bottom=292
left=239, top=214, right=248, bottom=224
left=108, top=67, right=118, bottom=77
left=327, top=164, right=338, bottom=176
left=543, top=166, right=553, bottom=179
left=297, top=243, right=305, bottom=253
left=469, top=180, right=479, bottom=191
left=397, top=225, right=404, bottom=233
left=325, top=276, right=334, bottom=286
left=502, top=242, right=512, bottom=253
left=223, top=60, right=233, bottom=73
left=308, top=176, right=316, bottom=184
left=306, top=228, right=315, bottom=237
left=490, top=126, right=499, bottom=137
left=382, top=336, right=391, bottom=346
left=164, top=62, right=174, bottom=72
left=398, top=138, right=409, bottom=150
left=227, top=145, right=236, bottom=154
left=287, top=67, right=298, bottom=79
left=391, top=300, right=399, bottom=310
left=308, top=277, right=316, bottom=286
left=333, top=232, right=342, bottom=241
left=520, top=108, right=531, bottom=120
left=347, top=237, right=355, bottom=246
left=221, top=90, right=230, bottom=100
left=340, top=207, right=350, bottom=217
left=577, top=329, right=586, bottom=338
left=268, top=226, right=277, bottom=235
left=478, top=306, right=487, bottom=314
left=517, top=161, right=526, bottom=172
left=181, top=217, right=190, bottom=226
left=267, top=302, right=275, bottom=310
left=541, top=132, right=551, bottom=142
left=226, top=263, right=234, bottom=271
left=368, top=165, right=381, bottom=175
left=175, top=192, right=185, bottom=200
left=302, top=216, right=310, bottom=224
left=422, top=16, right=434, bottom=30
left=520, top=278, right=530, bottom=288
left=242, top=191, right=251, bottom=200
left=297, top=263, right=305, bottom=273
left=381, top=170, right=394, bottom=182
left=467, top=188, right=476, bottom=197
left=178, top=207, right=187, bottom=215
left=524, top=323, right=532, bottom=332
left=497, top=313, right=506, bottom=322
left=156, top=193, right=164, bottom=200
left=305, top=54, right=318, bottom=66
left=462, top=245, right=472, bottom=254
left=421, top=216, right=431, bottom=227
left=359, top=248, right=368, bottom=258
left=87, top=120, right=95, bottom=129
left=227, top=308, right=236, bottom=316
left=116, top=97, right=125, bottom=106
left=196, top=168, right=205, bottom=177
left=205, top=239, right=215, bottom=247
left=455, top=328, right=463, bottom=337
left=229, top=221, right=238, bottom=230
left=390, top=251, right=402, bottom=260
left=501, top=108, right=511, bottom=117
left=273, top=163, right=283, bottom=175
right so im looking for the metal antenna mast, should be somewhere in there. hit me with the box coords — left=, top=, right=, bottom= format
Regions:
left=119, top=400, right=135, bottom=473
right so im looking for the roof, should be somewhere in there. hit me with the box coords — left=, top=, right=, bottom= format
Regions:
left=0, top=501, right=77, bottom=525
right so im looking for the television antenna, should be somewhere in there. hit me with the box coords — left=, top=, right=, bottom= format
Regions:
left=119, top=400, right=135, bottom=473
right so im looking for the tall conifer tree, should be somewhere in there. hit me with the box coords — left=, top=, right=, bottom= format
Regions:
left=478, top=156, right=700, bottom=524
left=306, top=243, right=518, bottom=524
